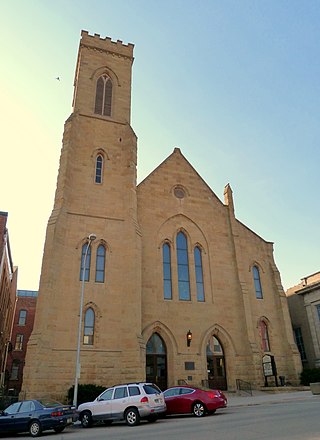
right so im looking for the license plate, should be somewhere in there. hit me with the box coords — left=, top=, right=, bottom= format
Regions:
left=67, top=418, right=73, bottom=424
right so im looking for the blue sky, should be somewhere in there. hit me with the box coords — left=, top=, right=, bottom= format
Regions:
left=1, top=0, right=319, bottom=290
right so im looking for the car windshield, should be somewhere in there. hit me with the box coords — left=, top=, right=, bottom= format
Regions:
left=38, top=399, right=64, bottom=408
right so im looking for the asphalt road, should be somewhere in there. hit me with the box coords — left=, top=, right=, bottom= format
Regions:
left=1, top=397, right=320, bottom=439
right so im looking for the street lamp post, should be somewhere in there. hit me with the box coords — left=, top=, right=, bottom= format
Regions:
left=73, top=233, right=96, bottom=408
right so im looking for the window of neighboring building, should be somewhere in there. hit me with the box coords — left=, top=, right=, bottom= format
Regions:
left=176, top=232, right=190, bottom=300
left=14, top=334, right=23, bottom=351
left=95, top=155, right=103, bottom=184
left=253, top=265, right=263, bottom=299
left=80, top=244, right=92, bottom=282
left=95, top=244, right=106, bottom=283
left=194, top=246, right=205, bottom=301
left=293, top=327, right=307, bottom=361
left=18, top=310, right=27, bottom=326
left=259, top=321, right=270, bottom=352
left=163, top=243, right=172, bottom=300
left=94, top=75, right=112, bottom=116
left=83, top=308, right=95, bottom=345
left=10, top=360, right=20, bottom=380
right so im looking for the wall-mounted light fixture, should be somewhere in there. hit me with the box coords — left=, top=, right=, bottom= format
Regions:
left=187, top=330, right=192, bottom=347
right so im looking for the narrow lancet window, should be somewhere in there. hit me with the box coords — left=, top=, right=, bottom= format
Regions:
left=194, top=246, right=205, bottom=301
left=253, top=265, right=263, bottom=299
left=176, top=232, right=190, bottom=300
left=95, top=155, right=103, bottom=184
left=84, top=308, right=95, bottom=345
left=163, top=243, right=172, bottom=299
left=95, top=244, right=106, bottom=283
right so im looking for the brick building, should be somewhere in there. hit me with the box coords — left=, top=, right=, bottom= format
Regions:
left=22, top=31, right=302, bottom=401
left=5, top=290, right=38, bottom=396
left=0, top=212, right=18, bottom=389
left=286, top=272, right=320, bottom=369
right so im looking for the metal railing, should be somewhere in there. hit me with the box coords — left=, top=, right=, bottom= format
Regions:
left=236, top=379, right=252, bottom=396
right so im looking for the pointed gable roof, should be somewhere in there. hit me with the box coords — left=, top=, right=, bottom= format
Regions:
left=138, top=147, right=224, bottom=206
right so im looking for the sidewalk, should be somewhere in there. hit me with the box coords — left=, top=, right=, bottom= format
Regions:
left=225, top=389, right=318, bottom=407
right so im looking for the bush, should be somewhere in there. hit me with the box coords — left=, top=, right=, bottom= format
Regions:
left=300, top=368, right=320, bottom=386
left=67, top=384, right=106, bottom=406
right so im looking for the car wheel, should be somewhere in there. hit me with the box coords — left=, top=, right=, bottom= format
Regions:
left=80, top=410, right=93, bottom=428
left=192, top=401, right=207, bottom=417
left=54, top=426, right=65, bottom=433
left=125, top=408, right=140, bottom=426
left=29, top=420, right=42, bottom=437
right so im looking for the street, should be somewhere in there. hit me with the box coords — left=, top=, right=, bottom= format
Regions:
left=1, top=397, right=320, bottom=439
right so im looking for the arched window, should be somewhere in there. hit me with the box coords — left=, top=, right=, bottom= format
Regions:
left=80, top=244, right=92, bottom=282
left=95, top=244, right=106, bottom=283
left=94, top=75, right=112, bottom=116
left=83, top=308, right=95, bottom=345
left=259, top=320, right=270, bottom=352
left=18, top=310, right=27, bottom=325
left=194, top=246, right=205, bottom=301
left=95, top=155, right=103, bottom=184
left=162, top=243, right=172, bottom=299
left=176, top=231, right=190, bottom=300
left=253, top=265, right=263, bottom=299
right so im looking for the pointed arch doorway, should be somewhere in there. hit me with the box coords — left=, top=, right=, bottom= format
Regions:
left=146, top=333, right=167, bottom=390
left=206, top=336, right=227, bottom=390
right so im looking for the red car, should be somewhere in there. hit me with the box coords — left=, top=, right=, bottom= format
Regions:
left=163, top=386, right=227, bottom=417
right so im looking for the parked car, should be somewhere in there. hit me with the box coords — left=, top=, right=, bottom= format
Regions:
left=77, top=382, right=166, bottom=427
left=163, top=386, right=227, bottom=417
left=0, top=399, right=77, bottom=437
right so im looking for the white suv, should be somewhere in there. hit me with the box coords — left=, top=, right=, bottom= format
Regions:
left=78, top=382, right=166, bottom=427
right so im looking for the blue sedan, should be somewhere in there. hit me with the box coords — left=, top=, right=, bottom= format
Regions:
left=0, top=399, right=77, bottom=437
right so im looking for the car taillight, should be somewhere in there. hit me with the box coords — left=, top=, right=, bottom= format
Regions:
left=51, top=411, right=64, bottom=417
left=208, top=392, right=219, bottom=399
left=140, top=396, right=149, bottom=403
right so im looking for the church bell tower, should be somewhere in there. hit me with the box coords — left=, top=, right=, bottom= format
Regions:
left=22, top=31, right=143, bottom=399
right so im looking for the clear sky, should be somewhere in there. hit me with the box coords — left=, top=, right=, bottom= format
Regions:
left=1, top=0, right=319, bottom=291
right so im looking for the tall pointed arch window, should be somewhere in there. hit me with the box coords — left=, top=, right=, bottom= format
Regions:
left=259, top=320, right=270, bottom=352
left=80, top=244, right=92, bottom=282
left=253, top=265, right=263, bottom=299
left=95, top=155, right=103, bottom=184
left=162, top=243, right=172, bottom=300
left=95, top=244, right=106, bottom=283
left=194, top=246, right=205, bottom=301
left=176, top=231, right=190, bottom=300
left=83, top=308, right=95, bottom=345
left=94, top=75, right=112, bottom=116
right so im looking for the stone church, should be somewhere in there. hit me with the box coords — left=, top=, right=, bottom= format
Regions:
left=22, top=31, right=301, bottom=400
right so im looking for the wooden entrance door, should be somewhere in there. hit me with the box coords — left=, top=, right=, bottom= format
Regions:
left=206, top=336, right=227, bottom=390
left=146, top=333, right=167, bottom=390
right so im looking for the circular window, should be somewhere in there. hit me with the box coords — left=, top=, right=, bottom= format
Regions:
left=174, top=187, right=185, bottom=199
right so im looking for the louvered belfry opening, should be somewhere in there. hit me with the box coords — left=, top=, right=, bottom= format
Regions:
left=94, top=75, right=112, bottom=116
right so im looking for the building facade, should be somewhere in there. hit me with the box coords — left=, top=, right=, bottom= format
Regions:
left=22, top=31, right=301, bottom=401
left=5, top=290, right=38, bottom=396
left=286, top=272, right=320, bottom=369
left=0, top=212, right=18, bottom=389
